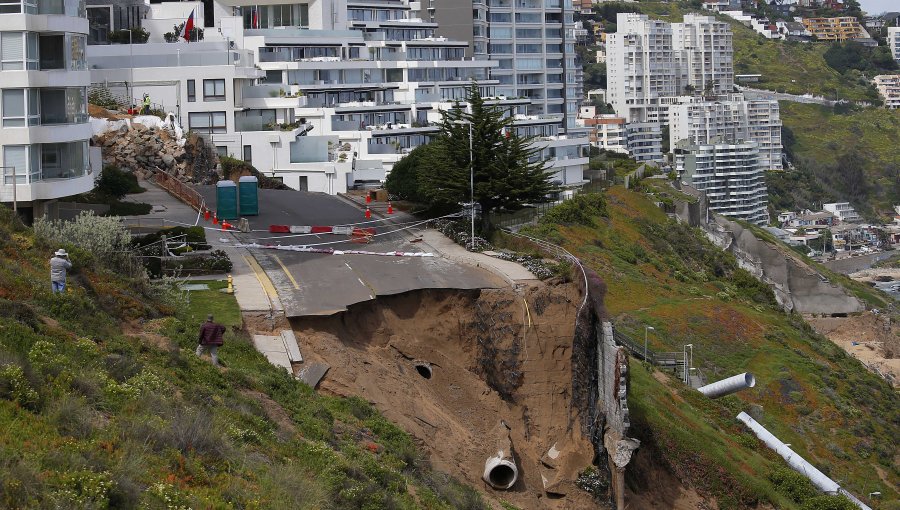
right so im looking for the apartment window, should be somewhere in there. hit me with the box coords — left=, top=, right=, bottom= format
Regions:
left=203, top=79, right=226, bottom=101
left=243, top=145, right=252, bottom=163
left=188, top=111, right=227, bottom=134
left=187, top=80, right=196, bottom=102
left=86, top=6, right=113, bottom=45
left=2, top=89, right=40, bottom=127
left=215, top=146, right=228, bottom=157
left=1, top=32, right=39, bottom=70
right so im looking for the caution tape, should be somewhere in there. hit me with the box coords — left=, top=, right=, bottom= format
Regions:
left=269, top=225, right=376, bottom=236
left=237, top=243, right=434, bottom=257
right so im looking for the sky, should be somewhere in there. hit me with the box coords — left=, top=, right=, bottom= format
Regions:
left=857, top=0, right=896, bottom=15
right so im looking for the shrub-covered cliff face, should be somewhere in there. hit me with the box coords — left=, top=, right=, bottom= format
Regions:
left=0, top=208, right=485, bottom=510
left=515, top=186, right=899, bottom=509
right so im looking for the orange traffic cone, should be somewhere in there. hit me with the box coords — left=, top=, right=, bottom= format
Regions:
left=365, top=207, right=371, bottom=219
left=365, top=193, right=371, bottom=204
left=204, top=209, right=211, bottom=221
left=222, top=222, right=231, bottom=230
left=213, top=213, right=219, bottom=225
left=387, top=202, right=393, bottom=214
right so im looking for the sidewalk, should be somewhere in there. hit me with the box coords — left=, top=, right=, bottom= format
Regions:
left=419, top=229, right=539, bottom=287
left=122, top=179, right=200, bottom=227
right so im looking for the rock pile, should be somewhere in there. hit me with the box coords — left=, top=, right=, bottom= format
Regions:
left=92, top=118, right=221, bottom=184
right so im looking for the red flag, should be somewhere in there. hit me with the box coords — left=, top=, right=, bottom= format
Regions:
left=252, top=8, right=258, bottom=29
left=180, top=9, right=195, bottom=42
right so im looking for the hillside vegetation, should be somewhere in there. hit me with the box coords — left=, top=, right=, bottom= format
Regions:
left=771, top=102, right=900, bottom=217
left=0, top=209, right=485, bottom=509
left=512, top=186, right=899, bottom=509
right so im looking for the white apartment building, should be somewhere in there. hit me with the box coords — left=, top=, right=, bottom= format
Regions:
left=607, top=13, right=733, bottom=123
left=889, top=27, right=900, bottom=63
left=672, top=14, right=734, bottom=96
left=676, top=141, right=768, bottom=225
left=669, top=95, right=782, bottom=171
left=606, top=13, right=677, bottom=124
left=874, top=74, right=900, bottom=109
left=87, top=0, right=587, bottom=194
left=823, top=202, right=861, bottom=223
left=0, top=0, right=100, bottom=217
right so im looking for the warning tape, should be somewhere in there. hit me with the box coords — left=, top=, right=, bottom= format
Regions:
left=237, top=243, right=434, bottom=258
left=269, top=225, right=376, bottom=236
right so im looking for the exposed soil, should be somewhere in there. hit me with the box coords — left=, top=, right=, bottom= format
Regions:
left=290, top=284, right=598, bottom=509
left=806, top=312, right=900, bottom=387
left=625, top=443, right=713, bottom=510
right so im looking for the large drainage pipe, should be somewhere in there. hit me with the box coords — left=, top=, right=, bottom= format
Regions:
left=736, top=412, right=871, bottom=510
left=483, top=453, right=518, bottom=490
left=698, top=372, right=756, bottom=399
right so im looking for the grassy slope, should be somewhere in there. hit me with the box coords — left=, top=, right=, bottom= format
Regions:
left=0, top=210, right=484, bottom=509
left=521, top=187, right=899, bottom=509
left=778, top=102, right=900, bottom=212
left=634, top=1, right=878, bottom=101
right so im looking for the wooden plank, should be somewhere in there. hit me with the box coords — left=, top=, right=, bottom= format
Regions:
left=280, top=330, right=303, bottom=363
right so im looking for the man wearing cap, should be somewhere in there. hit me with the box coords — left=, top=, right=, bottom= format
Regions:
left=196, top=314, right=226, bottom=366
left=49, top=249, right=72, bottom=294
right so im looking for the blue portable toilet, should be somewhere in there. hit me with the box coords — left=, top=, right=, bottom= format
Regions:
left=238, top=175, right=259, bottom=216
left=216, top=180, right=238, bottom=220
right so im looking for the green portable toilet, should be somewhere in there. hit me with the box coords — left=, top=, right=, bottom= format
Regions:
left=238, top=175, right=259, bottom=216
left=216, top=180, right=238, bottom=220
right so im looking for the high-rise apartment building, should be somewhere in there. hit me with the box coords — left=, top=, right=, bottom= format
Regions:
left=669, top=96, right=782, bottom=171
left=422, top=0, right=581, bottom=127
left=606, top=13, right=677, bottom=124
left=676, top=141, right=768, bottom=225
left=672, top=14, right=733, bottom=96
left=0, top=0, right=99, bottom=216
left=606, top=13, right=733, bottom=123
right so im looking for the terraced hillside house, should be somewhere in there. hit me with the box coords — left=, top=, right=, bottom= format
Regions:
left=0, top=0, right=100, bottom=220
left=802, top=17, right=868, bottom=42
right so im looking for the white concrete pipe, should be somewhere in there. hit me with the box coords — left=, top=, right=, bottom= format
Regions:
left=698, top=372, right=756, bottom=399
left=483, top=453, right=518, bottom=490
left=736, top=412, right=871, bottom=510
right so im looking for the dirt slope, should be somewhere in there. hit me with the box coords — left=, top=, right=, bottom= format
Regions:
left=290, top=284, right=598, bottom=509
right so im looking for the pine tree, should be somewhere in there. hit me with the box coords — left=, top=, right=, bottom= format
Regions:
left=418, top=84, right=558, bottom=233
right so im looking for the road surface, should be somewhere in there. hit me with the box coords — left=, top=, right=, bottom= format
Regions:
left=199, top=187, right=505, bottom=316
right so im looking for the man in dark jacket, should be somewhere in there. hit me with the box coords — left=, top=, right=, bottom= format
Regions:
left=196, top=314, right=225, bottom=366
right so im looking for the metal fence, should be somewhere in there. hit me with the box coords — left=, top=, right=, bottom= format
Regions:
left=152, top=168, right=206, bottom=214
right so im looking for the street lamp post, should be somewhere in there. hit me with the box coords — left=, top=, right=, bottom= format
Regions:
left=452, top=119, right=475, bottom=249
left=644, top=325, right=654, bottom=361
left=683, top=344, right=693, bottom=385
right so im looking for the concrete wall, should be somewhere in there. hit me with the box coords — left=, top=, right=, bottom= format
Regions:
left=706, top=217, right=866, bottom=315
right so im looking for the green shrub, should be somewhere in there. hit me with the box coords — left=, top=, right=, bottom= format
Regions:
left=540, top=193, right=608, bottom=226
left=106, top=200, right=152, bottom=216
left=768, top=466, right=818, bottom=503
left=95, top=166, right=143, bottom=200
left=800, top=495, right=857, bottom=510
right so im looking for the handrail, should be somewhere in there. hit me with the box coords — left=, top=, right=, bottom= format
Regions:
left=151, top=167, right=206, bottom=223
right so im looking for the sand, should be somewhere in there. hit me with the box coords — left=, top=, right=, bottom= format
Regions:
left=807, top=312, right=900, bottom=387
